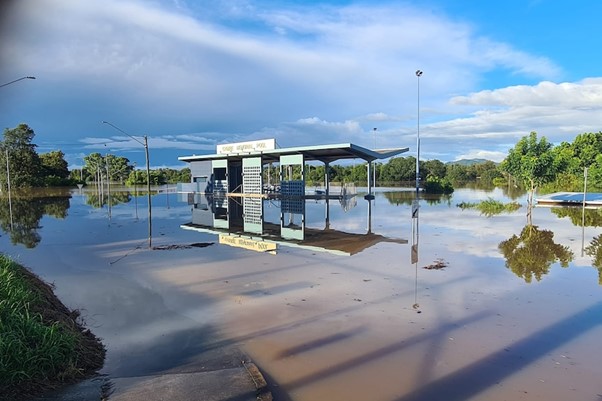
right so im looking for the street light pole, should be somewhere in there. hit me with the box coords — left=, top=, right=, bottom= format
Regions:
left=5, top=149, right=13, bottom=231
left=0, top=76, right=36, bottom=88
left=373, top=127, right=377, bottom=188
left=102, top=121, right=152, bottom=248
left=415, top=70, right=423, bottom=197
left=143, top=135, right=152, bottom=247
left=1, top=75, right=35, bottom=225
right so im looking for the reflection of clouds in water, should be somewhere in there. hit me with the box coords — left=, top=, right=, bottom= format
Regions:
left=420, top=207, right=520, bottom=259
left=71, top=189, right=602, bottom=272
left=418, top=201, right=600, bottom=268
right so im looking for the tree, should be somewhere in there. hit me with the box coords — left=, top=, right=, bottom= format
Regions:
left=570, top=132, right=602, bottom=170
left=0, top=124, right=42, bottom=188
left=40, top=151, right=69, bottom=179
left=500, top=132, right=557, bottom=222
left=445, top=164, right=471, bottom=183
left=83, top=153, right=105, bottom=183
left=40, top=150, right=71, bottom=186
left=472, top=161, right=502, bottom=183
left=105, top=155, right=133, bottom=183
left=423, top=159, right=446, bottom=179
left=380, top=156, right=416, bottom=182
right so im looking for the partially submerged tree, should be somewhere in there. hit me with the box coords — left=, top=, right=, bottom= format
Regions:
left=500, top=132, right=557, bottom=223
left=0, top=124, right=43, bottom=188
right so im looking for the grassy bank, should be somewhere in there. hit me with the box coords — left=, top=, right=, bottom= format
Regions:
left=0, top=254, right=105, bottom=400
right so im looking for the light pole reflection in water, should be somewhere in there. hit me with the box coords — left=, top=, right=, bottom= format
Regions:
left=373, top=127, right=377, bottom=188
left=133, top=162, right=139, bottom=220
left=411, top=207, right=420, bottom=313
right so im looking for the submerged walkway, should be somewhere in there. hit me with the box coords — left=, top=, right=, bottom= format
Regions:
left=34, top=361, right=271, bottom=401
left=536, top=192, right=602, bottom=206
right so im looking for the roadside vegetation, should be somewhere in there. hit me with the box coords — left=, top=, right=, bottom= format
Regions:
left=0, top=254, right=105, bottom=400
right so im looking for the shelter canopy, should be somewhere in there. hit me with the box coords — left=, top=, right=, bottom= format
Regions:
left=179, top=143, right=409, bottom=164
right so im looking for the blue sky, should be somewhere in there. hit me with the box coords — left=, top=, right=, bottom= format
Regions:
left=1, top=0, right=601, bottom=168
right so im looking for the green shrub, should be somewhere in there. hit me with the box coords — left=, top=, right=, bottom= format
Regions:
left=424, top=176, right=454, bottom=194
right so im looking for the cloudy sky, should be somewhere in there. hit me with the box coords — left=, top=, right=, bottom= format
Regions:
left=1, top=0, right=601, bottom=168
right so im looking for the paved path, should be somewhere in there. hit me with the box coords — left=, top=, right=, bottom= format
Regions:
left=34, top=362, right=271, bottom=401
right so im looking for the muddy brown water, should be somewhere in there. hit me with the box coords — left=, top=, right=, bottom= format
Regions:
left=2, top=186, right=601, bottom=400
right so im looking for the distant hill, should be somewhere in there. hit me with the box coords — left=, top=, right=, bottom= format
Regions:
left=447, top=158, right=496, bottom=166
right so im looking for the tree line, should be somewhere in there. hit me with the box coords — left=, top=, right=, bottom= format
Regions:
left=2, top=123, right=601, bottom=193
left=0, top=124, right=190, bottom=189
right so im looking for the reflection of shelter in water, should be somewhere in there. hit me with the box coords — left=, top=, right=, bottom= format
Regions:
left=178, top=139, right=408, bottom=254
left=181, top=193, right=407, bottom=256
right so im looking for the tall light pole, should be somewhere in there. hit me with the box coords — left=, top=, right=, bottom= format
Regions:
left=415, top=70, right=423, bottom=197
left=0, top=76, right=36, bottom=88
left=412, top=70, right=423, bottom=313
left=102, top=121, right=152, bottom=248
left=373, top=127, right=377, bottom=188
left=5, top=148, right=13, bottom=231
left=1, top=76, right=36, bottom=229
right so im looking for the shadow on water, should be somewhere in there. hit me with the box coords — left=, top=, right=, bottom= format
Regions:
left=395, top=301, right=602, bottom=401
left=282, top=311, right=491, bottom=392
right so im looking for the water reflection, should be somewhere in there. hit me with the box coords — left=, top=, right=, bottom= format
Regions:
left=86, top=191, right=131, bottom=208
left=498, top=225, right=574, bottom=283
left=585, top=235, right=602, bottom=285
left=551, top=207, right=602, bottom=227
left=182, top=193, right=407, bottom=255
left=383, top=191, right=451, bottom=206
left=0, top=190, right=70, bottom=248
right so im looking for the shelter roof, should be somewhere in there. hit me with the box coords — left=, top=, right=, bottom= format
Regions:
left=179, top=143, right=409, bottom=164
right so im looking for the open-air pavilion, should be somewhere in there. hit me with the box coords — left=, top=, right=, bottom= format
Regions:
left=177, top=139, right=409, bottom=246
left=178, top=139, right=409, bottom=200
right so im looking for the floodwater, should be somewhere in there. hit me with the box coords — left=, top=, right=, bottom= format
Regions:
left=2, top=186, right=602, bottom=401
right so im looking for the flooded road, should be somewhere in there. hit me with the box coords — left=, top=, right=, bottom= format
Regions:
left=1, top=186, right=601, bottom=400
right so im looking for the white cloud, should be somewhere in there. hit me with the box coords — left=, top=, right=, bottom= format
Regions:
left=2, top=0, right=597, bottom=166
left=81, top=135, right=215, bottom=151
left=451, top=79, right=602, bottom=107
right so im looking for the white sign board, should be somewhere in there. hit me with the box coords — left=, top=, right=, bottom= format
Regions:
left=217, top=139, right=276, bottom=155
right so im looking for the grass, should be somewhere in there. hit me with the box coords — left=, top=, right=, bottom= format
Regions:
left=0, top=254, right=105, bottom=400
left=457, top=198, right=521, bottom=217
